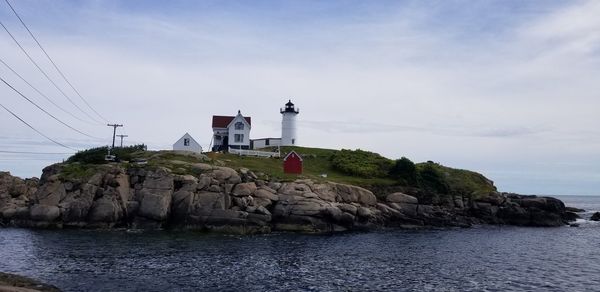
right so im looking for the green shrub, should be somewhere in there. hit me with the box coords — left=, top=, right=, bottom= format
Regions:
left=67, top=144, right=147, bottom=164
left=330, top=149, right=393, bottom=178
left=415, top=162, right=496, bottom=199
left=417, top=163, right=450, bottom=195
left=390, top=157, right=418, bottom=186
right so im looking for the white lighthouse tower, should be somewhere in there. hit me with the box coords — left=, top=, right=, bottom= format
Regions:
left=281, top=100, right=299, bottom=146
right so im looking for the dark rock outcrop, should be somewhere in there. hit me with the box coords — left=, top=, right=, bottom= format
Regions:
left=0, top=165, right=575, bottom=233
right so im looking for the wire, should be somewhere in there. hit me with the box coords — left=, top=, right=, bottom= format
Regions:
left=0, top=150, right=73, bottom=154
left=0, top=76, right=100, bottom=139
left=0, top=56, right=96, bottom=125
left=4, top=0, right=109, bottom=123
left=0, top=102, right=78, bottom=151
left=0, top=20, right=103, bottom=125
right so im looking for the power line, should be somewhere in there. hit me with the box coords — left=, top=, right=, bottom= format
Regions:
left=0, top=102, right=77, bottom=151
left=0, top=20, right=103, bottom=125
left=4, top=0, right=108, bottom=123
left=0, top=76, right=100, bottom=139
left=0, top=150, right=73, bottom=154
left=0, top=56, right=96, bottom=125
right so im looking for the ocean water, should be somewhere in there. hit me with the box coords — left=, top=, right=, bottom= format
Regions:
left=1, top=196, right=599, bottom=291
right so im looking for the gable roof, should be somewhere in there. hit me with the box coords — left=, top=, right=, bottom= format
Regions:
left=212, top=115, right=252, bottom=128
left=283, top=150, right=303, bottom=162
left=174, top=132, right=200, bottom=146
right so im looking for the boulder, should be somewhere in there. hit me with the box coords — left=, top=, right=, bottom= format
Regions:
left=311, top=183, right=338, bottom=202
left=335, top=184, right=377, bottom=206
left=143, top=169, right=173, bottom=190
left=210, top=167, right=241, bottom=184
left=357, top=207, right=374, bottom=219
left=231, top=183, right=257, bottom=197
left=566, top=206, right=585, bottom=213
left=591, top=212, right=600, bottom=221
left=30, top=204, right=60, bottom=222
left=254, top=189, right=279, bottom=201
left=171, top=190, right=195, bottom=218
left=34, top=177, right=65, bottom=206
left=88, top=196, right=122, bottom=223
left=195, top=192, right=227, bottom=210
left=386, top=193, right=418, bottom=204
left=138, top=189, right=172, bottom=221
left=336, top=203, right=358, bottom=215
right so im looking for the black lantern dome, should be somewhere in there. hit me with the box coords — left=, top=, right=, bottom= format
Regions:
left=281, top=99, right=299, bottom=114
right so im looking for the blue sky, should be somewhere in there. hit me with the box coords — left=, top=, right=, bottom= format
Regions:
left=1, top=0, right=599, bottom=195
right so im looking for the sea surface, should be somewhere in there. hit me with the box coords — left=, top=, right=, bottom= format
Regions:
left=1, top=196, right=599, bottom=291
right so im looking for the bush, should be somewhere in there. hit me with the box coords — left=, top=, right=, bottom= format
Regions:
left=330, top=149, right=393, bottom=178
left=67, top=144, right=147, bottom=164
left=417, top=163, right=450, bottom=195
left=389, top=157, right=418, bottom=186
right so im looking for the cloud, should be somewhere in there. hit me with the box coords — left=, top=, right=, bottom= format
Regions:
left=0, top=0, right=599, bottom=195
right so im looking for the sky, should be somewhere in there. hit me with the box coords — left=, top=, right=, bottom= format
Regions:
left=0, top=0, right=599, bottom=196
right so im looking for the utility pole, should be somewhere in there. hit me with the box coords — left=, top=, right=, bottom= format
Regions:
left=117, top=134, right=128, bottom=147
left=107, top=124, right=123, bottom=157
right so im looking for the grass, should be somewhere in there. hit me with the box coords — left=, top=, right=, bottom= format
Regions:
left=59, top=145, right=497, bottom=199
left=59, top=163, right=106, bottom=181
left=211, top=146, right=397, bottom=186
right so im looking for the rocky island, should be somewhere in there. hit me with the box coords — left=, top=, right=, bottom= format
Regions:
left=0, top=146, right=578, bottom=233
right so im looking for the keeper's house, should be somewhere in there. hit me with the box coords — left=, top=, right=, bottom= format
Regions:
left=211, top=110, right=251, bottom=151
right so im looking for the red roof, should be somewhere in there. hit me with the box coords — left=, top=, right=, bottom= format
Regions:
left=212, top=115, right=251, bottom=128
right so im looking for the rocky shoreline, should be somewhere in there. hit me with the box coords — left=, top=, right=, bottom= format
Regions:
left=0, top=272, right=60, bottom=292
left=0, top=163, right=578, bottom=234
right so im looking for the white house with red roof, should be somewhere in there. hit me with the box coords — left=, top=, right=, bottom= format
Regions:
left=211, top=110, right=252, bottom=151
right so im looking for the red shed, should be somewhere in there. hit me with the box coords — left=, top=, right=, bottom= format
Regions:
left=283, top=150, right=303, bottom=174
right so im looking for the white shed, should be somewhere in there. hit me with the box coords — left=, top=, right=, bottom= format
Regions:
left=173, top=133, right=202, bottom=153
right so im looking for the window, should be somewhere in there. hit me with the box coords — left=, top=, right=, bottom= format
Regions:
left=234, top=134, right=244, bottom=142
left=184, top=138, right=190, bottom=146
left=235, top=122, right=244, bottom=130
left=265, top=139, right=270, bottom=146
left=292, top=139, right=295, bottom=145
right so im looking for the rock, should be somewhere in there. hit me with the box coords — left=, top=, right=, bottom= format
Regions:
left=196, top=175, right=212, bottom=190
left=195, top=192, right=227, bottom=210
left=1, top=207, right=16, bottom=219
left=171, top=190, right=195, bottom=219
left=61, top=199, right=94, bottom=222
left=255, top=206, right=271, bottom=216
left=254, top=189, right=279, bottom=201
left=311, top=183, right=338, bottom=202
left=88, top=196, right=122, bottom=223
left=566, top=206, right=585, bottom=213
left=34, top=178, right=65, bottom=206
left=30, top=204, right=60, bottom=222
left=138, top=189, right=172, bottom=221
left=591, top=212, right=600, bottom=221
left=211, top=167, right=241, bottom=184
left=231, top=182, right=257, bottom=197
left=357, top=207, right=374, bottom=218
left=337, top=203, right=358, bottom=215
left=389, top=203, right=418, bottom=218
left=563, top=211, right=579, bottom=222
left=278, top=183, right=311, bottom=196
left=386, top=193, right=418, bottom=204
left=143, top=169, right=173, bottom=190
left=335, top=183, right=377, bottom=206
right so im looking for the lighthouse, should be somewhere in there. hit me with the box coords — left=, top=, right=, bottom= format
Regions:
left=280, top=99, right=299, bottom=146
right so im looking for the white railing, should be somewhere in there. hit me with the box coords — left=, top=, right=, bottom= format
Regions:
left=228, top=147, right=280, bottom=158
